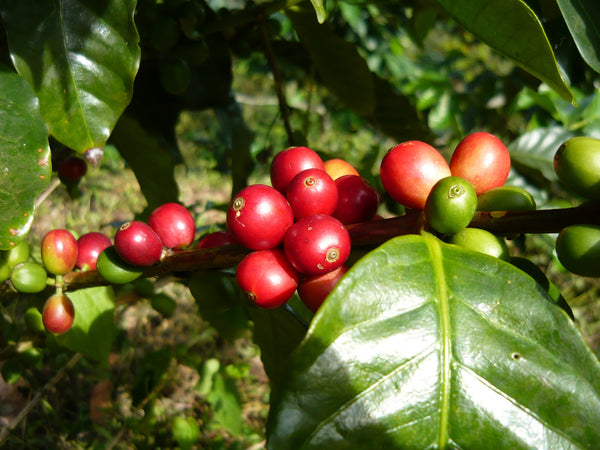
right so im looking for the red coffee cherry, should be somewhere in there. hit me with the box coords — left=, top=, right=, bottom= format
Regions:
left=286, top=168, right=338, bottom=220
left=380, top=141, right=451, bottom=210
left=298, top=264, right=349, bottom=313
left=236, top=249, right=299, bottom=309
left=197, top=230, right=238, bottom=249
left=449, top=131, right=510, bottom=195
left=270, top=146, right=325, bottom=193
left=41, top=229, right=78, bottom=275
left=226, top=184, right=294, bottom=250
left=114, top=221, right=163, bottom=267
left=332, top=175, right=379, bottom=225
left=148, top=202, right=196, bottom=250
left=42, top=293, right=75, bottom=335
left=58, top=155, right=88, bottom=181
left=76, top=232, right=112, bottom=271
left=283, top=214, right=351, bottom=276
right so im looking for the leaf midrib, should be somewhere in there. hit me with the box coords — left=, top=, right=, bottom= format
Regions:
left=424, top=232, right=451, bottom=449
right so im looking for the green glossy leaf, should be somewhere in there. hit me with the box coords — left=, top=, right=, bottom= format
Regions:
left=267, top=233, right=600, bottom=449
left=556, top=0, right=600, bottom=73
left=110, top=114, right=179, bottom=213
left=509, top=126, right=575, bottom=183
left=434, top=0, right=574, bottom=103
left=1, top=0, right=140, bottom=152
left=54, top=286, right=116, bottom=365
left=0, top=67, right=51, bottom=250
left=287, top=3, right=375, bottom=116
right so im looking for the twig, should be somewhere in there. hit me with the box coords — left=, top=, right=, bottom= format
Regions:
left=0, top=352, right=83, bottom=445
left=257, top=13, right=295, bottom=146
left=35, top=177, right=61, bottom=208
left=1, top=203, right=597, bottom=297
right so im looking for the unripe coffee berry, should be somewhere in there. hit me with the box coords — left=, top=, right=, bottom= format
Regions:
left=42, top=293, right=75, bottom=335
left=41, top=229, right=78, bottom=275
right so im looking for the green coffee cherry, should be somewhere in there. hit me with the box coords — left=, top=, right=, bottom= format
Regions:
left=159, top=57, right=191, bottom=95
left=449, top=228, right=510, bottom=260
left=10, top=262, right=48, bottom=293
left=425, top=176, right=478, bottom=235
left=97, top=246, right=144, bottom=285
left=554, top=136, right=600, bottom=200
left=555, top=224, right=600, bottom=277
left=24, top=307, right=45, bottom=333
left=477, top=186, right=536, bottom=212
left=6, top=241, right=30, bottom=268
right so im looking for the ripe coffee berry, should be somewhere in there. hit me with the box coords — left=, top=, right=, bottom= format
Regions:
left=236, top=249, right=299, bottom=309
left=227, top=184, right=294, bottom=250
left=58, top=155, right=87, bottom=181
left=298, top=264, right=349, bottom=313
left=286, top=168, right=338, bottom=220
left=148, top=202, right=196, bottom=250
left=449, top=131, right=510, bottom=195
left=76, top=232, right=112, bottom=271
left=332, top=175, right=379, bottom=225
left=197, top=230, right=237, bottom=249
left=270, top=146, right=325, bottom=193
left=41, top=229, right=78, bottom=275
left=42, top=293, right=75, bottom=335
left=283, top=214, right=351, bottom=276
left=380, top=141, right=451, bottom=210
left=114, top=221, right=163, bottom=266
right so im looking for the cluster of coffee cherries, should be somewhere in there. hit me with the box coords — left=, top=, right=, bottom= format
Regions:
left=213, top=146, right=380, bottom=313
left=2, top=202, right=198, bottom=335
left=380, top=132, right=523, bottom=259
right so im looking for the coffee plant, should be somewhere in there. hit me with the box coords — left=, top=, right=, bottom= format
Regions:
left=1, top=0, right=600, bottom=448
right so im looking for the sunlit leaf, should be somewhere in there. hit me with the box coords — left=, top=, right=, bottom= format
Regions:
left=268, top=233, right=600, bottom=448
left=54, top=286, right=116, bottom=365
left=0, top=66, right=50, bottom=250
left=556, top=0, right=600, bottom=73
left=434, top=0, right=574, bottom=103
left=1, top=0, right=140, bottom=152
